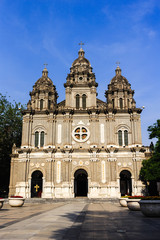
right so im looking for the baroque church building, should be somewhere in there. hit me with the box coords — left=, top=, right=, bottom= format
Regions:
left=9, top=47, right=147, bottom=198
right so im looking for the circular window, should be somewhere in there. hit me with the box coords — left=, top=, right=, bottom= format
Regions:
left=72, top=126, right=90, bottom=142
left=79, top=77, right=83, bottom=81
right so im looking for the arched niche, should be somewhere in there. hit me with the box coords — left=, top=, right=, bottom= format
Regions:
left=31, top=170, right=43, bottom=198
left=74, top=169, right=88, bottom=197
left=120, top=170, right=132, bottom=196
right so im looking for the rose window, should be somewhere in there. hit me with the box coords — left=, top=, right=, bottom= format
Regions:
left=72, top=126, right=90, bottom=142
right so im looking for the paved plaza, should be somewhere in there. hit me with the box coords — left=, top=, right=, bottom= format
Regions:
left=0, top=200, right=160, bottom=239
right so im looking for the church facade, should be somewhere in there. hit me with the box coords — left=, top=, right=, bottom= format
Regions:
left=9, top=48, right=147, bottom=198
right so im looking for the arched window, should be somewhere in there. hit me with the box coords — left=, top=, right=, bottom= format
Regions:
left=82, top=94, right=86, bottom=109
left=127, top=99, right=130, bottom=108
left=118, top=129, right=129, bottom=146
left=118, top=130, right=122, bottom=146
left=40, top=99, right=43, bottom=110
left=40, top=131, right=45, bottom=147
left=112, top=99, right=114, bottom=109
left=76, top=94, right=80, bottom=109
left=124, top=130, right=128, bottom=146
left=35, top=131, right=39, bottom=147
left=35, top=131, right=45, bottom=148
left=119, top=98, right=123, bottom=109
left=48, top=100, right=51, bottom=110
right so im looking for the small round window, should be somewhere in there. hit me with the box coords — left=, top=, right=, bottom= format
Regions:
left=72, top=126, right=90, bottom=142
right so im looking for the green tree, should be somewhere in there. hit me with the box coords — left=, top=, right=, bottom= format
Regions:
left=0, top=93, right=23, bottom=196
left=140, top=120, right=160, bottom=195
left=148, top=119, right=160, bottom=152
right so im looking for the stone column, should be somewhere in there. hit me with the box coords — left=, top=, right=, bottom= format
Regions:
left=136, top=115, right=142, bottom=144
left=53, top=115, right=57, bottom=145
left=21, top=116, right=29, bottom=147
left=9, top=159, right=15, bottom=196
left=28, top=177, right=31, bottom=198
left=47, top=114, right=53, bottom=146
left=108, top=113, right=115, bottom=145
left=65, top=87, right=71, bottom=107
left=89, top=113, right=99, bottom=144
left=124, top=91, right=127, bottom=108
left=130, top=114, right=135, bottom=144
left=115, top=92, right=118, bottom=108
left=42, top=177, right=45, bottom=198
left=28, top=115, right=33, bottom=147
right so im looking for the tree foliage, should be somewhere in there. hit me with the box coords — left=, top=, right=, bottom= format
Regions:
left=148, top=119, right=160, bottom=152
left=140, top=120, right=160, bottom=193
left=0, top=93, right=23, bottom=196
left=140, top=153, right=160, bottom=182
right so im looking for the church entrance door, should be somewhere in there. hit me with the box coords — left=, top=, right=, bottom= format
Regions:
left=120, top=170, right=132, bottom=196
left=31, top=170, right=43, bottom=198
left=74, top=169, right=88, bottom=197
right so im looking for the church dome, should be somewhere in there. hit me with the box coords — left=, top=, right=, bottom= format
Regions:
left=105, top=65, right=136, bottom=110
left=109, top=66, right=131, bottom=90
left=64, top=47, right=98, bottom=89
left=71, top=48, right=91, bottom=68
left=28, top=66, right=58, bottom=111
left=32, top=68, right=56, bottom=93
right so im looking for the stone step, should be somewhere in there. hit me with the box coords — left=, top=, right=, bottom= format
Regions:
left=24, top=197, right=119, bottom=204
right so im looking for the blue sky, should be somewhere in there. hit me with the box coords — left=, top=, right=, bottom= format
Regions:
left=0, top=0, right=160, bottom=146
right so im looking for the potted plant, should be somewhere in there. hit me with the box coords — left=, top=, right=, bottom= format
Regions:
left=119, top=196, right=130, bottom=207
left=8, top=196, right=25, bottom=207
left=139, top=196, right=160, bottom=217
left=0, top=198, right=4, bottom=209
left=126, top=196, right=143, bottom=211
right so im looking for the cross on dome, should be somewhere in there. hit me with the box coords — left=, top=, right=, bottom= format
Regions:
left=79, top=41, right=84, bottom=49
left=115, top=61, right=122, bottom=75
left=78, top=42, right=85, bottom=57
left=44, top=63, right=48, bottom=69
left=42, top=63, right=48, bottom=77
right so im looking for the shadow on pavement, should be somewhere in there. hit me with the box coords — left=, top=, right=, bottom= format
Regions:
left=48, top=204, right=160, bottom=240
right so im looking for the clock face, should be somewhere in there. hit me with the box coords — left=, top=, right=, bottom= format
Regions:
left=72, top=126, right=90, bottom=142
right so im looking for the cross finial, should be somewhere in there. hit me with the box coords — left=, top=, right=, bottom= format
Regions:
left=44, top=63, right=48, bottom=69
left=79, top=41, right=84, bottom=48
left=116, top=61, right=120, bottom=67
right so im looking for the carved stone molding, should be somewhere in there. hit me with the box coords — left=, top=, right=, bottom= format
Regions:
left=107, top=158, right=117, bottom=162
left=90, top=158, right=99, bottom=162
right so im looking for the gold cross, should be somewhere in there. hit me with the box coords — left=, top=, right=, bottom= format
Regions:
left=79, top=41, right=84, bottom=48
left=44, top=63, right=48, bottom=68
left=34, top=184, right=40, bottom=192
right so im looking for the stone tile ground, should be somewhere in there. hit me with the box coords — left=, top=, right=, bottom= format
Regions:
left=0, top=201, right=160, bottom=239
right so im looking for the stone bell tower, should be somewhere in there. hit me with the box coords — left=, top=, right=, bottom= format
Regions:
left=27, top=66, right=58, bottom=112
left=21, top=66, right=58, bottom=148
left=105, top=64, right=143, bottom=146
left=64, top=47, right=98, bottom=109
left=105, top=64, right=136, bottom=111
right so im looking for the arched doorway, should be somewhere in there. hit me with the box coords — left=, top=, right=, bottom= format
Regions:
left=74, top=169, right=88, bottom=197
left=120, top=170, right=132, bottom=196
left=31, top=170, right=43, bottom=198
